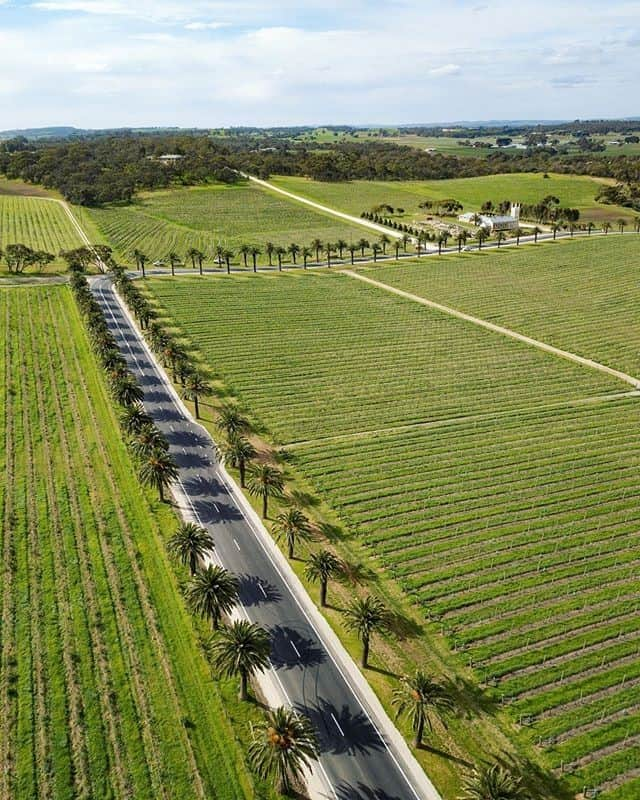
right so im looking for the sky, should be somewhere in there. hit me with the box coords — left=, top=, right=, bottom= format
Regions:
left=0, top=0, right=639, bottom=129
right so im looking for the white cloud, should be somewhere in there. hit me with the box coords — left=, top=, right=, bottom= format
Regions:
left=428, top=63, right=461, bottom=77
left=184, top=21, right=229, bottom=30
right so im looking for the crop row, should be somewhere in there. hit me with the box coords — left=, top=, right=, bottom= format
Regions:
left=145, top=272, right=617, bottom=442
left=0, top=197, right=83, bottom=261
left=0, top=287, right=249, bottom=799
left=369, top=235, right=640, bottom=378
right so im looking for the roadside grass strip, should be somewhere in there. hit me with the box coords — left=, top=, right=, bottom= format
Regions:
left=145, top=271, right=618, bottom=444
left=0, top=196, right=85, bottom=268
left=87, top=183, right=367, bottom=263
left=0, top=286, right=252, bottom=800
left=365, top=236, right=640, bottom=377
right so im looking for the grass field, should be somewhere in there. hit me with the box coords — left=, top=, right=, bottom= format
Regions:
left=144, top=259, right=640, bottom=799
left=0, top=286, right=260, bottom=800
left=364, top=236, right=640, bottom=378
left=0, top=196, right=85, bottom=271
left=271, top=173, right=633, bottom=223
left=86, top=183, right=369, bottom=264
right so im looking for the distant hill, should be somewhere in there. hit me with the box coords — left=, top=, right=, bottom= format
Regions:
left=0, top=126, right=188, bottom=141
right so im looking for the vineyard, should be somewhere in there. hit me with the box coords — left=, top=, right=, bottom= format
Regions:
left=270, top=173, right=634, bottom=223
left=146, top=271, right=617, bottom=443
left=366, top=236, right=640, bottom=378
left=0, top=196, right=84, bottom=268
left=145, top=266, right=640, bottom=799
left=0, top=286, right=252, bottom=800
left=86, top=183, right=367, bottom=263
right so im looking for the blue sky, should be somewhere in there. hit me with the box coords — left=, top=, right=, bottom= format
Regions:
left=1, top=0, right=639, bottom=129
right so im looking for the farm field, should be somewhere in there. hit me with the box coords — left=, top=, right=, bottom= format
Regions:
left=270, top=173, right=633, bottom=223
left=0, top=286, right=255, bottom=800
left=145, top=271, right=618, bottom=444
left=86, top=182, right=369, bottom=264
left=0, top=196, right=85, bottom=270
left=144, top=266, right=640, bottom=799
left=294, top=400, right=640, bottom=800
left=365, top=236, right=640, bottom=378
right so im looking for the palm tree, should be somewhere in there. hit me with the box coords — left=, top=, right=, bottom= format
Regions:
left=301, top=247, right=313, bottom=269
left=393, top=240, right=401, bottom=260
left=324, top=242, right=335, bottom=268
left=220, top=434, right=255, bottom=487
left=132, top=248, right=148, bottom=278
left=357, top=238, right=369, bottom=257
left=551, top=223, right=560, bottom=240
left=120, top=402, right=151, bottom=435
left=458, top=763, right=526, bottom=800
left=371, top=243, right=382, bottom=262
left=223, top=249, right=234, bottom=274
left=587, top=222, right=596, bottom=236
left=273, top=507, right=312, bottom=559
left=139, top=448, right=178, bottom=501
left=311, top=238, right=323, bottom=264
left=634, top=218, right=640, bottom=234
left=247, top=463, right=285, bottom=518
left=287, top=243, right=300, bottom=265
left=496, top=231, right=506, bottom=248
left=603, top=221, right=612, bottom=235
left=392, top=671, right=455, bottom=747
left=476, top=229, right=488, bottom=250
left=168, top=251, right=181, bottom=276
left=250, top=246, right=261, bottom=272
left=112, top=374, right=144, bottom=407
left=379, top=234, right=391, bottom=255
left=305, top=549, right=342, bottom=607
left=217, top=404, right=250, bottom=438
left=248, top=706, right=319, bottom=796
left=210, top=620, right=271, bottom=700
left=186, top=565, right=239, bottom=630
left=275, top=246, right=286, bottom=271
left=456, top=231, right=468, bottom=252
left=187, top=247, right=200, bottom=270
left=265, top=242, right=275, bottom=266
left=532, top=226, right=542, bottom=243
left=401, top=233, right=411, bottom=252
left=336, top=239, right=348, bottom=259
left=342, top=595, right=388, bottom=668
left=239, top=243, right=251, bottom=268
left=132, top=423, right=168, bottom=459
left=183, top=372, right=212, bottom=419
left=618, top=218, right=627, bottom=234
left=348, top=243, right=358, bottom=265
left=167, top=521, right=214, bottom=576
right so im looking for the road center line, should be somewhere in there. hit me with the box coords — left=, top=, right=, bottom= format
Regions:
left=331, top=713, right=345, bottom=737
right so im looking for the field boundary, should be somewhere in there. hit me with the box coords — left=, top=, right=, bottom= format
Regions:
left=342, top=270, right=640, bottom=390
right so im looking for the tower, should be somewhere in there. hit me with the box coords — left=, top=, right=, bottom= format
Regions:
left=510, top=203, right=521, bottom=220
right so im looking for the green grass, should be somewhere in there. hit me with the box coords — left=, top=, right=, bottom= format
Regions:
left=271, top=173, right=634, bottom=223
left=144, top=262, right=640, bottom=798
left=85, top=182, right=370, bottom=264
left=0, top=196, right=85, bottom=271
left=363, top=236, right=640, bottom=378
left=0, top=286, right=264, bottom=800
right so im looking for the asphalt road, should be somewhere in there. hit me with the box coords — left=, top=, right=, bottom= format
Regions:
left=91, top=275, right=434, bottom=800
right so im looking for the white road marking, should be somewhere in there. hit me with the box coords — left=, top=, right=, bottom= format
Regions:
left=214, top=502, right=220, bottom=512
left=291, top=641, right=301, bottom=658
left=182, top=447, right=187, bottom=454
left=331, top=713, right=345, bottom=737
left=233, top=538, right=241, bottom=551
left=259, top=583, right=268, bottom=598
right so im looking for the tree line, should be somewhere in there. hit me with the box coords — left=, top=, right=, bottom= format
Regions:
left=2, top=129, right=640, bottom=206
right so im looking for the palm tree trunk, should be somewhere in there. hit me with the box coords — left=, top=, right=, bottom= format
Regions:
left=361, top=637, right=369, bottom=669
left=262, top=494, right=268, bottom=519
left=320, top=579, right=327, bottom=607
left=414, top=717, right=424, bottom=748
left=239, top=459, right=245, bottom=488
left=288, top=540, right=294, bottom=560
left=158, top=483, right=164, bottom=502
left=190, top=553, right=197, bottom=576
left=239, top=669, right=248, bottom=701
left=194, top=395, right=199, bottom=419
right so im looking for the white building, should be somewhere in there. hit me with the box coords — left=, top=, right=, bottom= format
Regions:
left=458, top=204, right=520, bottom=232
